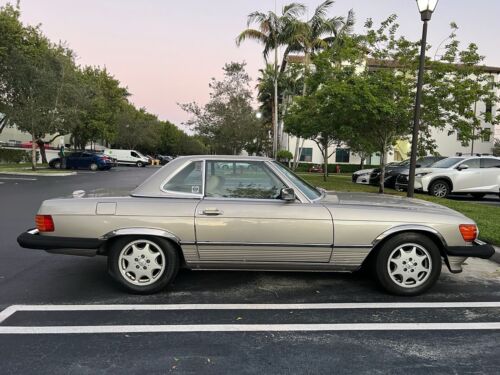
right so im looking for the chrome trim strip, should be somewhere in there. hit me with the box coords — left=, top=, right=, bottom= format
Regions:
left=100, top=228, right=181, bottom=243
left=28, top=228, right=39, bottom=235
left=195, top=241, right=332, bottom=248
left=372, top=224, right=448, bottom=247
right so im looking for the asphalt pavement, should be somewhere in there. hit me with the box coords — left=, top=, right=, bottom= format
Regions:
left=1, top=167, right=500, bottom=374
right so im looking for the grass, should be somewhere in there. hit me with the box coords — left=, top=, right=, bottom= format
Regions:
left=0, top=163, right=71, bottom=175
left=300, top=173, right=500, bottom=246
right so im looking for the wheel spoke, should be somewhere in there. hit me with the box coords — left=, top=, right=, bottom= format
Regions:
left=118, top=240, right=166, bottom=286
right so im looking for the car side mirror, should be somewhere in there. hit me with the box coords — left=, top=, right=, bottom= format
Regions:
left=280, top=187, right=295, bottom=202
left=458, top=164, right=469, bottom=171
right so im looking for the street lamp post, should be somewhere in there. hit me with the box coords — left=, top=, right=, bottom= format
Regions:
left=407, top=0, right=439, bottom=198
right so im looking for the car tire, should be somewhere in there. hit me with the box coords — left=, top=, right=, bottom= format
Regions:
left=470, top=193, right=485, bottom=199
left=90, top=163, right=98, bottom=171
left=53, top=161, right=61, bottom=169
left=108, top=236, right=179, bottom=294
left=429, top=180, right=450, bottom=198
left=373, top=233, right=441, bottom=296
left=136, top=161, right=144, bottom=168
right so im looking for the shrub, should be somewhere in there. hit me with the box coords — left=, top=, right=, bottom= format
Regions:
left=276, top=150, right=293, bottom=162
left=294, top=163, right=379, bottom=174
left=0, top=148, right=36, bottom=163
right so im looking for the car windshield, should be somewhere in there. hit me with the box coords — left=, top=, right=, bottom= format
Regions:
left=272, top=162, right=322, bottom=200
left=431, top=157, right=463, bottom=168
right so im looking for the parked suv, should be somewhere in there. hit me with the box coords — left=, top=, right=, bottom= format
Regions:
left=396, top=156, right=500, bottom=198
left=369, top=156, right=445, bottom=188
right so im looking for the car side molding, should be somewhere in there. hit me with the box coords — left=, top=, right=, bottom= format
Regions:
left=372, top=224, right=448, bottom=248
left=100, top=228, right=181, bottom=244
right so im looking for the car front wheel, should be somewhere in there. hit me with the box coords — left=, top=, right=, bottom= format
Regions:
left=374, top=233, right=441, bottom=296
left=136, top=161, right=144, bottom=167
left=429, top=180, right=450, bottom=198
left=108, top=236, right=179, bottom=294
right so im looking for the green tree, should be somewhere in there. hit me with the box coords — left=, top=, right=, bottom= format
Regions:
left=180, top=62, right=261, bottom=155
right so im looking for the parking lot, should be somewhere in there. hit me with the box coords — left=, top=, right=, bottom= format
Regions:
left=1, top=167, right=500, bottom=374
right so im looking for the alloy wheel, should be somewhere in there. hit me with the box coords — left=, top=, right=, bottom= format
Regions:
left=432, top=182, right=448, bottom=197
left=387, top=243, right=432, bottom=288
left=118, top=239, right=166, bottom=286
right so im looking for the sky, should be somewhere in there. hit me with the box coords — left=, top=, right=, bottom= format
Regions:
left=4, top=0, right=500, bottom=128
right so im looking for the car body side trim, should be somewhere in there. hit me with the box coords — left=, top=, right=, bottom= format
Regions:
left=100, top=228, right=181, bottom=243
left=195, top=241, right=333, bottom=248
left=372, top=224, right=448, bottom=247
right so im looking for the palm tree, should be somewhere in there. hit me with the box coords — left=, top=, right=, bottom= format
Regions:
left=286, top=0, right=355, bottom=169
left=236, top=3, right=305, bottom=158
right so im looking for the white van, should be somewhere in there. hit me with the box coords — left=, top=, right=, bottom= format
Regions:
left=104, top=149, right=149, bottom=167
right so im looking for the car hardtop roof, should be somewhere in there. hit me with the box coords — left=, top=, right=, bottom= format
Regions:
left=174, top=155, right=273, bottom=162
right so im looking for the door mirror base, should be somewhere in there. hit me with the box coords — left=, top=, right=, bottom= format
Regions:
left=280, top=187, right=296, bottom=202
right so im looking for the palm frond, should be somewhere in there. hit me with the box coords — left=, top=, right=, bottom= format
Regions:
left=236, top=29, right=268, bottom=47
left=310, top=0, right=335, bottom=33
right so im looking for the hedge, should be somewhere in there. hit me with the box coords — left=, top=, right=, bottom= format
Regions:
left=0, top=148, right=37, bottom=163
left=293, top=163, right=379, bottom=174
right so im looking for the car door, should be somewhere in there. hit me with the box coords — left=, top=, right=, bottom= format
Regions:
left=453, top=158, right=481, bottom=192
left=194, top=160, right=333, bottom=263
left=480, top=158, right=500, bottom=192
left=65, top=152, right=81, bottom=168
left=80, top=152, right=93, bottom=169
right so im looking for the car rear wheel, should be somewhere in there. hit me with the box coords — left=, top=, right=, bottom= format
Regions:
left=373, top=233, right=441, bottom=296
left=429, top=180, right=450, bottom=198
left=108, top=236, right=179, bottom=294
left=90, top=163, right=98, bottom=171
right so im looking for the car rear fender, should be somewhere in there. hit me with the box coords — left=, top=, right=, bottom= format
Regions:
left=101, top=227, right=181, bottom=244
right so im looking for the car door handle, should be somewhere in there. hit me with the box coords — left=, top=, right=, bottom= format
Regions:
left=199, top=208, right=223, bottom=216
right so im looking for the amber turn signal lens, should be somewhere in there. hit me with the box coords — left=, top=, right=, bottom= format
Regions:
left=459, top=224, right=477, bottom=242
left=36, top=215, right=54, bottom=232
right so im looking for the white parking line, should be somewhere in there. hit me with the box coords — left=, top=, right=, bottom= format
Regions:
left=0, top=177, right=37, bottom=181
left=1, top=322, right=500, bottom=334
left=2, top=302, right=500, bottom=323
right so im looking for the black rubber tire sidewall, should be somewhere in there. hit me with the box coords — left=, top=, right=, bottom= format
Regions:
left=374, top=233, right=441, bottom=296
left=108, top=236, right=179, bottom=294
left=136, top=161, right=143, bottom=167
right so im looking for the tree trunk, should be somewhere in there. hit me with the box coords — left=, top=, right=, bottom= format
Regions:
left=31, top=134, right=37, bottom=170
left=36, top=139, right=48, bottom=164
left=360, top=157, right=365, bottom=170
left=323, top=143, right=328, bottom=182
left=378, top=145, right=387, bottom=194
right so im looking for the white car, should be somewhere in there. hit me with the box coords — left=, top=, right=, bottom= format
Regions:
left=104, top=149, right=149, bottom=167
left=411, top=156, right=500, bottom=198
left=352, top=168, right=374, bottom=184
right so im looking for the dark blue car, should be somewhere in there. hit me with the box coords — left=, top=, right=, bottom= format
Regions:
left=49, top=152, right=113, bottom=171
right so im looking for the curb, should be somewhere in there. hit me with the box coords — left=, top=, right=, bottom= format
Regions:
left=492, top=246, right=500, bottom=265
left=0, top=171, right=76, bottom=177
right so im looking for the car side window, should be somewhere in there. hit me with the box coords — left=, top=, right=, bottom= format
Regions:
left=481, top=158, right=500, bottom=168
left=459, top=159, right=480, bottom=169
left=205, top=161, right=285, bottom=199
left=162, top=161, right=203, bottom=195
left=131, top=151, right=139, bottom=158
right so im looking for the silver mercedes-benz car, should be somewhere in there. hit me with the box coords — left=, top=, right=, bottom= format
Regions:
left=18, top=155, right=494, bottom=295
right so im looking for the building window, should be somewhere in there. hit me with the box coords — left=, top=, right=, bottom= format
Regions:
left=299, top=147, right=312, bottom=162
left=485, top=102, right=493, bottom=116
left=481, top=129, right=491, bottom=143
left=335, top=148, right=350, bottom=163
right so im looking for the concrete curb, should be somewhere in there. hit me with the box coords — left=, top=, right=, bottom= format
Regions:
left=491, top=246, right=500, bottom=265
left=0, top=171, right=76, bottom=177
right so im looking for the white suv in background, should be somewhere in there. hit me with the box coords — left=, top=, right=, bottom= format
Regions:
left=414, top=156, right=500, bottom=198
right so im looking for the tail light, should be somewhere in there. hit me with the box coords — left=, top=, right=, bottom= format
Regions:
left=36, top=215, right=54, bottom=232
left=459, top=224, right=477, bottom=242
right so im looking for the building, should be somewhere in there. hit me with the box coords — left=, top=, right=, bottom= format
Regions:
left=283, top=58, right=500, bottom=166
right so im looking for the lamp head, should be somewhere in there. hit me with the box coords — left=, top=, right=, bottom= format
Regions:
left=416, top=0, right=438, bottom=21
